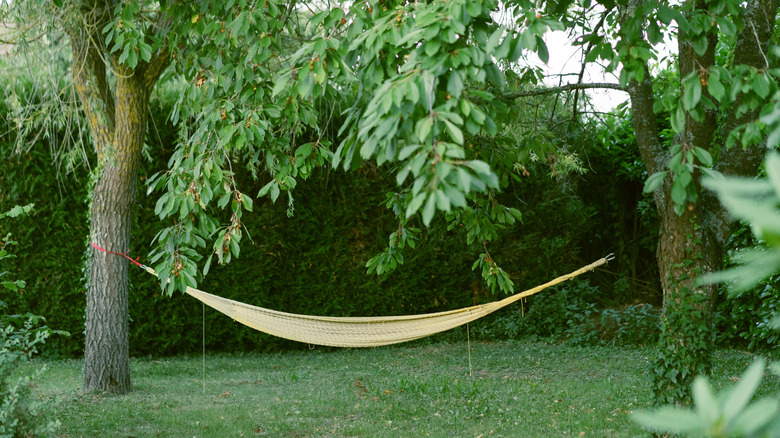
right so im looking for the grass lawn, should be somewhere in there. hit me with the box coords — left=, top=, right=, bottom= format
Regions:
left=27, top=341, right=774, bottom=437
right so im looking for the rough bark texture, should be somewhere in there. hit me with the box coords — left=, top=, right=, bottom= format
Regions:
left=83, top=77, right=150, bottom=394
left=68, top=2, right=169, bottom=394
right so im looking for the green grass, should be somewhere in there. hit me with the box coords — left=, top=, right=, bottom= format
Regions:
left=26, top=341, right=776, bottom=437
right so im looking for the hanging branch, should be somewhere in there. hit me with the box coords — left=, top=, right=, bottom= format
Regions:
left=501, top=82, right=626, bottom=100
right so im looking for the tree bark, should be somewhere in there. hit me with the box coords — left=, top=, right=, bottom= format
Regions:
left=68, top=3, right=169, bottom=393
left=83, top=76, right=150, bottom=394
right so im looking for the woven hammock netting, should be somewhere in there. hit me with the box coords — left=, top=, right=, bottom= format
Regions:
left=144, top=256, right=611, bottom=348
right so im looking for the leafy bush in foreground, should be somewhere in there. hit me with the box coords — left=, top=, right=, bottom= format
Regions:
left=0, top=308, right=64, bottom=438
left=1, top=205, right=67, bottom=437
left=633, top=358, right=780, bottom=437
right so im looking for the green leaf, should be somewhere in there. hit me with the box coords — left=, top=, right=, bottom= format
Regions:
left=406, top=192, right=426, bottom=217
left=119, top=43, right=131, bottom=66
left=752, top=73, right=771, bottom=99
left=485, top=63, right=505, bottom=87
left=643, top=171, right=667, bottom=193
left=457, top=168, right=472, bottom=192
left=1, top=280, right=24, bottom=292
left=494, top=33, right=513, bottom=59
left=691, top=377, right=718, bottom=422
left=465, top=0, right=481, bottom=17
left=657, top=5, right=689, bottom=32
left=708, top=73, right=726, bottom=102
left=724, top=358, right=766, bottom=422
left=682, top=74, right=702, bottom=111
left=442, top=119, right=464, bottom=144
left=422, top=193, right=437, bottom=226
left=447, top=70, right=464, bottom=99
left=766, top=152, right=780, bottom=197
left=520, top=30, right=536, bottom=52
left=671, top=106, right=686, bottom=133
left=485, top=27, right=503, bottom=53
left=671, top=178, right=687, bottom=206
left=435, top=189, right=451, bottom=211
left=415, top=117, right=433, bottom=143
left=444, top=184, right=466, bottom=208
left=139, top=43, right=152, bottom=62
left=468, top=160, right=491, bottom=175
left=509, top=34, right=524, bottom=62
left=242, top=195, right=253, bottom=212
left=258, top=181, right=274, bottom=197
left=716, top=16, right=737, bottom=36
left=692, top=35, right=709, bottom=56
left=732, top=398, right=780, bottom=436
left=425, top=39, right=440, bottom=57
left=396, top=165, right=411, bottom=185
left=203, top=254, right=213, bottom=277
left=399, top=144, right=421, bottom=161
left=632, top=408, right=709, bottom=433
left=536, top=37, right=549, bottom=64
left=693, top=147, right=713, bottom=167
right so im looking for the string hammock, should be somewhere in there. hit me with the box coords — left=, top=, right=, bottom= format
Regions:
left=136, top=255, right=613, bottom=348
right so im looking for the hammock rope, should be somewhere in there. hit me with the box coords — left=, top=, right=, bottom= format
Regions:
left=91, top=243, right=612, bottom=347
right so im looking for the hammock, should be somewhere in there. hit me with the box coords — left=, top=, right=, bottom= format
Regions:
left=140, top=256, right=611, bottom=348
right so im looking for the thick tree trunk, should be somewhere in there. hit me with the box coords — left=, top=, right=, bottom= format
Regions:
left=67, top=3, right=169, bottom=392
left=83, top=77, right=150, bottom=394
left=626, top=0, right=777, bottom=404
left=649, top=1, right=721, bottom=405
left=652, top=191, right=721, bottom=404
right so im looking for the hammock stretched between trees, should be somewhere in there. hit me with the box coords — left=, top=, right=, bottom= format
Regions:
left=139, top=255, right=612, bottom=348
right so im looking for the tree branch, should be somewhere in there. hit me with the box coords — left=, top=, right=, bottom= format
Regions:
left=69, top=27, right=114, bottom=157
left=141, top=13, right=173, bottom=87
left=142, top=44, right=170, bottom=87
left=501, top=82, right=626, bottom=100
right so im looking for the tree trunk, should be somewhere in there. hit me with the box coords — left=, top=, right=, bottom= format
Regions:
left=83, top=77, right=150, bottom=394
left=652, top=189, right=721, bottom=404
left=68, top=3, right=169, bottom=392
left=648, top=1, right=721, bottom=405
left=626, top=0, right=777, bottom=405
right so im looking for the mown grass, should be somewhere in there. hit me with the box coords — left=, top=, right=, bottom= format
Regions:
left=28, top=341, right=775, bottom=437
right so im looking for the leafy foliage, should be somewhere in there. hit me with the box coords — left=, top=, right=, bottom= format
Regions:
left=700, top=153, right=780, bottom=292
left=652, top=283, right=714, bottom=405
left=0, top=309, right=64, bottom=438
left=634, top=358, right=780, bottom=437
left=566, top=303, right=661, bottom=346
left=134, top=0, right=578, bottom=299
left=1, top=205, right=67, bottom=438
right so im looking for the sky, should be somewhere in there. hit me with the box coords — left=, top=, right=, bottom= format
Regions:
left=540, top=30, right=630, bottom=113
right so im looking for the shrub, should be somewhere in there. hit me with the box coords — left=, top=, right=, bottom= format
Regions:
left=715, top=278, right=780, bottom=351
left=566, top=303, right=661, bottom=346
left=472, top=280, right=602, bottom=340
left=1, top=205, right=67, bottom=437
left=0, top=307, right=65, bottom=438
